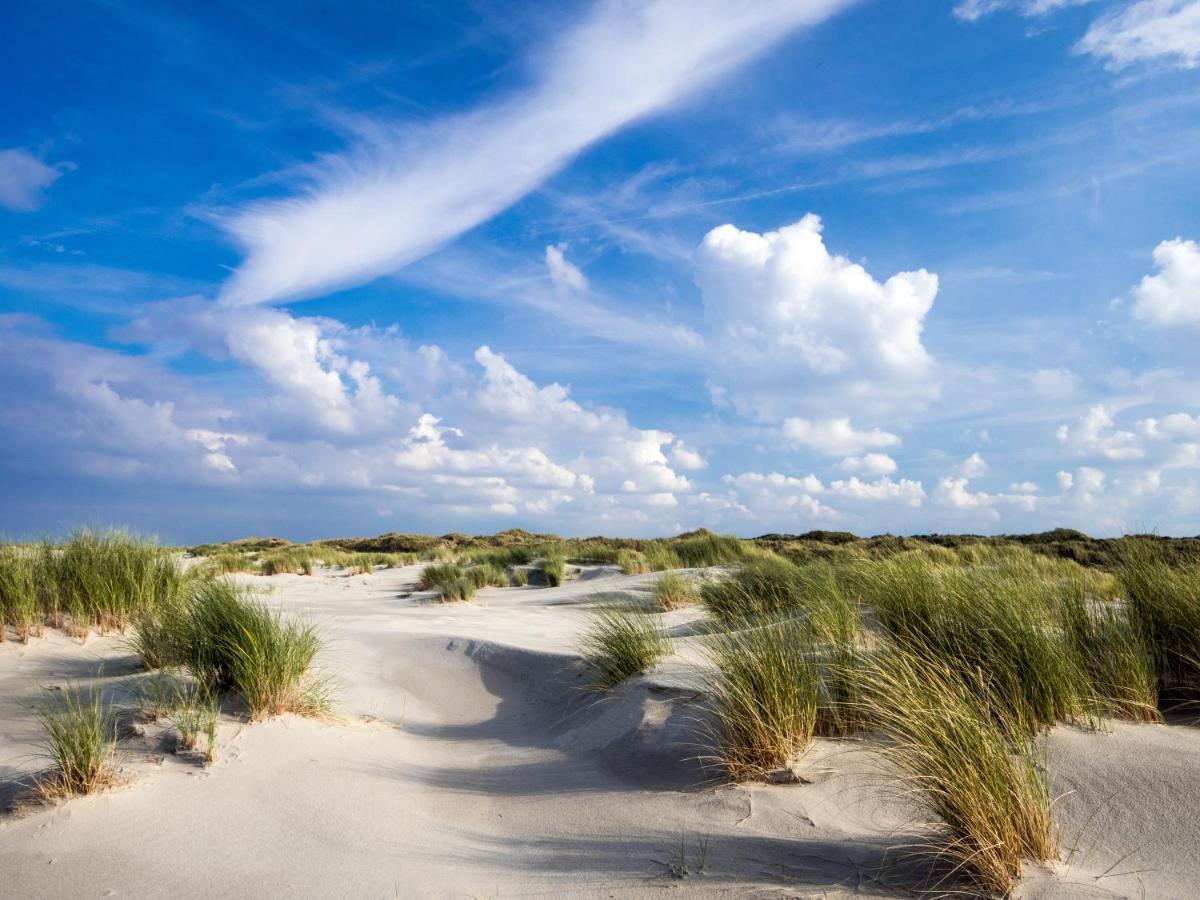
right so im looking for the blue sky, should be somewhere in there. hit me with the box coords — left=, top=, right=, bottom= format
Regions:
left=2, top=0, right=1200, bottom=543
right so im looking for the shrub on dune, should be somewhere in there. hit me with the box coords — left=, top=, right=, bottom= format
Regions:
left=855, top=648, right=1058, bottom=895
left=579, top=607, right=672, bottom=690
left=36, top=683, right=117, bottom=798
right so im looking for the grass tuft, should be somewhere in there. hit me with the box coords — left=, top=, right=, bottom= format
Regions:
left=579, top=607, right=672, bottom=689
left=36, top=683, right=117, bottom=798
left=652, top=572, right=698, bottom=610
left=855, top=648, right=1058, bottom=895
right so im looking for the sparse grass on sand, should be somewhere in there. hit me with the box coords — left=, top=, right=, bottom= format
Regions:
left=653, top=572, right=698, bottom=610
left=35, top=683, right=118, bottom=798
left=855, top=648, right=1058, bottom=895
left=509, top=566, right=529, bottom=586
left=579, top=607, right=672, bottom=689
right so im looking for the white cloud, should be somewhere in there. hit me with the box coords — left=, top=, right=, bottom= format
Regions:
left=0, top=149, right=65, bottom=212
left=933, top=477, right=1038, bottom=514
left=829, top=475, right=925, bottom=506
left=836, top=452, right=898, bottom=476
left=1057, top=404, right=1145, bottom=460
left=953, top=0, right=1094, bottom=21
left=545, top=244, right=588, bottom=293
left=1010, top=480, right=1040, bottom=492
left=670, top=442, right=707, bottom=471
left=1130, top=238, right=1200, bottom=328
left=781, top=417, right=901, bottom=455
left=694, top=214, right=937, bottom=418
left=216, top=0, right=854, bottom=306
left=1077, top=0, right=1200, bottom=69
left=957, top=452, right=989, bottom=478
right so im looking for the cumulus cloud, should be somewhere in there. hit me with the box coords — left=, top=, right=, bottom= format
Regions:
left=957, top=452, right=989, bottom=478
left=217, top=0, right=854, bottom=306
left=694, top=214, right=937, bottom=418
left=1130, top=238, right=1200, bottom=328
left=952, top=0, right=1094, bottom=21
left=781, top=417, right=901, bottom=455
left=545, top=244, right=588, bottom=293
left=836, top=452, right=898, bottom=476
left=1057, top=404, right=1145, bottom=460
left=0, top=148, right=65, bottom=212
left=1077, top=0, right=1200, bottom=69
left=933, top=476, right=1038, bottom=515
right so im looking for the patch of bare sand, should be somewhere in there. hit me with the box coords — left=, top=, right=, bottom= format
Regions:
left=0, top=563, right=1196, bottom=898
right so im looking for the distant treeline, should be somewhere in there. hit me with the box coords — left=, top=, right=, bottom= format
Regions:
left=191, top=527, right=1200, bottom=572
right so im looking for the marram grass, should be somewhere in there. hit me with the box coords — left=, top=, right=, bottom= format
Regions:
left=854, top=648, right=1058, bottom=896
left=36, top=683, right=118, bottom=798
left=578, top=607, right=672, bottom=690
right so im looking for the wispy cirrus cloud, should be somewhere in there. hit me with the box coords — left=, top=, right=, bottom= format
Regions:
left=215, top=0, right=858, bottom=307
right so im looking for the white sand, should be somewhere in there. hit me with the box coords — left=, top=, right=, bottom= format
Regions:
left=1, top=564, right=1197, bottom=898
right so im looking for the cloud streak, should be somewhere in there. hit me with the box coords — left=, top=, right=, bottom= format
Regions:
left=216, top=0, right=855, bottom=307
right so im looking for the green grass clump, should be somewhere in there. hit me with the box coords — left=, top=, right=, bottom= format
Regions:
left=671, top=533, right=746, bottom=568
left=466, top=563, right=507, bottom=588
left=170, top=578, right=329, bottom=720
left=170, top=681, right=220, bottom=759
left=0, top=544, right=41, bottom=642
left=652, top=573, right=698, bottom=610
left=703, top=617, right=821, bottom=780
left=45, top=530, right=188, bottom=638
left=437, top=577, right=477, bottom=603
left=858, top=549, right=1097, bottom=732
left=509, top=566, right=529, bottom=586
left=856, top=649, right=1058, bottom=895
left=617, top=549, right=648, bottom=574
left=420, top=562, right=463, bottom=590
left=36, top=683, right=117, bottom=798
left=643, top=544, right=682, bottom=572
left=700, top=556, right=814, bottom=622
left=1117, top=541, right=1200, bottom=697
left=579, top=607, right=672, bottom=689
left=540, top=553, right=567, bottom=587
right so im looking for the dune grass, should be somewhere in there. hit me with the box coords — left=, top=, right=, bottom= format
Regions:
left=653, top=572, right=698, bottom=610
left=165, top=578, right=330, bottom=720
left=509, top=566, right=529, bottom=586
left=169, top=680, right=220, bottom=758
left=0, top=544, right=40, bottom=642
left=466, top=563, right=507, bottom=588
left=36, top=683, right=118, bottom=798
left=672, top=533, right=747, bottom=568
left=419, top=562, right=463, bottom=590
left=437, top=577, right=477, bottom=603
left=856, top=648, right=1058, bottom=895
left=578, top=607, right=672, bottom=690
left=540, top=553, right=567, bottom=587
left=703, top=617, right=822, bottom=780
left=1116, top=540, right=1200, bottom=699
left=858, top=548, right=1102, bottom=732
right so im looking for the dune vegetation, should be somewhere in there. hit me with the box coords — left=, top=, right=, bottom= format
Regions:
left=7, top=525, right=1200, bottom=893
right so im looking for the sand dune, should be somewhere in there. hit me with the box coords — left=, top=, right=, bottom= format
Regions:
left=1, top=564, right=1196, bottom=898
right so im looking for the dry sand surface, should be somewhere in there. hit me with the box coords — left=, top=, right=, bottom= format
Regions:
left=2, top=563, right=1198, bottom=898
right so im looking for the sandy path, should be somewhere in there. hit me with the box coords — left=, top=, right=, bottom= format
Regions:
left=1, top=565, right=1197, bottom=898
